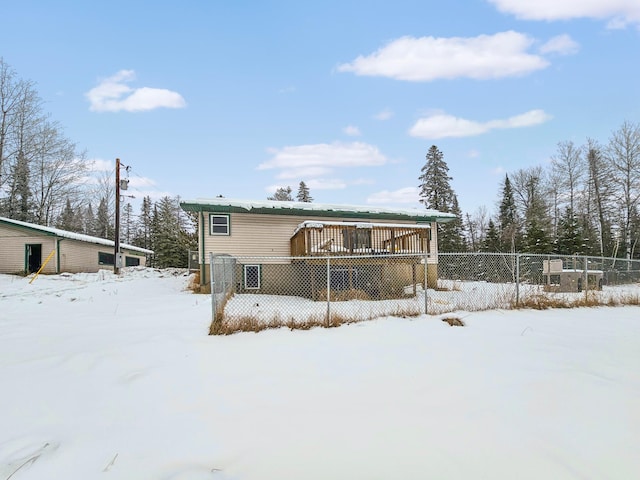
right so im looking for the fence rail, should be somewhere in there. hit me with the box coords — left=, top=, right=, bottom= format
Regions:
left=208, top=252, right=640, bottom=332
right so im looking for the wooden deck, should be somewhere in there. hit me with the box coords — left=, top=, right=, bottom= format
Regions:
left=290, top=221, right=431, bottom=257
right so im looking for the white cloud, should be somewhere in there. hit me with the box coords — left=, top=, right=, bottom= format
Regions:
left=337, top=31, right=551, bottom=81
left=488, top=0, right=640, bottom=28
left=259, top=142, right=388, bottom=171
left=86, top=70, right=186, bottom=112
left=409, top=109, right=552, bottom=139
left=539, top=34, right=580, bottom=55
left=367, top=187, right=420, bottom=205
left=260, top=142, right=389, bottom=194
left=373, top=109, right=394, bottom=121
left=343, top=125, right=361, bottom=136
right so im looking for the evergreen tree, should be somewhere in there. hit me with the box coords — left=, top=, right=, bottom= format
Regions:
left=150, top=196, right=196, bottom=268
left=522, top=216, right=552, bottom=254
left=497, top=174, right=520, bottom=252
left=84, top=203, right=96, bottom=236
left=122, top=202, right=134, bottom=244
left=95, top=197, right=112, bottom=239
left=7, top=150, right=31, bottom=222
left=57, top=198, right=83, bottom=232
left=440, top=195, right=466, bottom=252
left=482, top=219, right=501, bottom=252
left=296, top=181, right=313, bottom=202
left=418, top=146, right=452, bottom=211
left=418, top=145, right=465, bottom=251
left=555, top=207, right=583, bottom=255
left=133, top=196, right=153, bottom=251
left=268, top=186, right=293, bottom=201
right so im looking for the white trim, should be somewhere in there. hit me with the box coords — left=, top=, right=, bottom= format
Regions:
left=209, top=214, right=230, bottom=235
left=244, top=264, right=261, bottom=289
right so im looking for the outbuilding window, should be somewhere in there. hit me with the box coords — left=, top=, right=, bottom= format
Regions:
left=125, top=256, right=140, bottom=267
left=210, top=214, right=230, bottom=235
left=98, top=252, right=115, bottom=265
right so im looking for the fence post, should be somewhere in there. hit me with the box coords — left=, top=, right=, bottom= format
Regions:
left=424, top=250, right=429, bottom=315
left=515, top=253, right=520, bottom=307
left=210, top=252, right=216, bottom=322
left=326, top=257, right=331, bottom=326
left=221, top=256, right=227, bottom=299
left=584, top=255, right=589, bottom=300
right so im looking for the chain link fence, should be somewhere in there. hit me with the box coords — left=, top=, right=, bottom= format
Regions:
left=208, top=252, right=640, bottom=333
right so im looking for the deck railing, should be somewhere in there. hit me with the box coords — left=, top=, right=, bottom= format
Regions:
left=290, top=223, right=431, bottom=257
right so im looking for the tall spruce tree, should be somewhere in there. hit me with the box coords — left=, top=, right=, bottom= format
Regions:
left=122, top=202, right=134, bottom=244
left=83, top=203, right=96, bottom=235
left=482, top=219, right=501, bottom=252
left=149, top=196, right=196, bottom=268
left=133, top=196, right=153, bottom=252
left=95, top=197, right=112, bottom=239
left=296, top=181, right=313, bottom=202
left=419, top=146, right=452, bottom=211
left=497, top=175, right=520, bottom=252
left=418, top=145, right=465, bottom=252
left=555, top=207, right=584, bottom=255
left=57, top=198, right=83, bottom=232
left=440, top=195, right=466, bottom=252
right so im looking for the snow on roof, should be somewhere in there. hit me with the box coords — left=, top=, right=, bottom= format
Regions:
left=0, top=216, right=154, bottom=254
left=293, top=220, right=432, bottom=235
left=181, top=198, right=456, bottom=221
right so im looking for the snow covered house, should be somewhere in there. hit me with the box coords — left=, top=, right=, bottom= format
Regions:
left=180, top=198, right=455, bottom=294
left=0, top=216, right=153, bottom=275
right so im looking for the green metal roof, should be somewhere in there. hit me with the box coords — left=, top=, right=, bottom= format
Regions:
left=180, top=198, right=456, bottom=223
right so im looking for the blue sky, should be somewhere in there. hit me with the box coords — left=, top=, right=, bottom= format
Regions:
left=1, top=0, right=639, bottom=215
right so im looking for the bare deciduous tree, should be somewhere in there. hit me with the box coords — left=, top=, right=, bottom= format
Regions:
left=606, top=121, right=640, bottom=260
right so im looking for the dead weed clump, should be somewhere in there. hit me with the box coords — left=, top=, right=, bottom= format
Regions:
left=441, top=316, right=465, bottom=327
left=188, top=271, right=211, bottom=294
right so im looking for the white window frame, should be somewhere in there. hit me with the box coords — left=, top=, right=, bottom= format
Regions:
left=244, top=264, right=261, bottom=289
left=210, top=214, right=230, bottom=235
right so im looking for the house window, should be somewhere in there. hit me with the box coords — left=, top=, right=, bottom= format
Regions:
left=210, top=214, right=230, bottom=235
left=125, top=256, right=140, bottom=267
left=244, top=264, right=261, bottom=289
left=99, top=252, right=115, bottom=265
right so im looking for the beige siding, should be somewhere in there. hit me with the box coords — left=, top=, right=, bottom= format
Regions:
left=202, top=212, right=424, bottom=262
left=59, top=241, right=147, bottom=272
left=0, top=224, right=57, bottom=274
left=1, top=223, right=147, bottom=274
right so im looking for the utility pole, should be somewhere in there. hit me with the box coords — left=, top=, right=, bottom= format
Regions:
left=114, top=158, right=121, bottom=274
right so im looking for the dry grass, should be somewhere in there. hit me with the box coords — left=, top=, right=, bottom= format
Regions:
left=441, top=316, right=465, bottom=327
left=516, top=290, right=640, bottom=310
left=188, top=271, right=211, bottom=294
left=208, top=305, right=424, bottom=335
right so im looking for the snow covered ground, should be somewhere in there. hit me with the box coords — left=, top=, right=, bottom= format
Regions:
left=1, top=268, right=639, bottom=480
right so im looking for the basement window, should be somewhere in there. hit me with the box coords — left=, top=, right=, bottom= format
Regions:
left=244, top=264, right=261, bottom=289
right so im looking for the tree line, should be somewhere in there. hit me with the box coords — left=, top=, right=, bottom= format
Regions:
left=3, top=58, right=639, bottom=265
left=420, top=122, right=640, bottom=259
left=0, top=59, right=196, bottom=268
